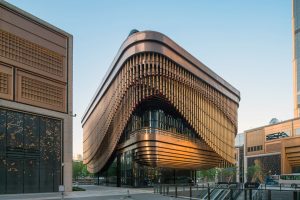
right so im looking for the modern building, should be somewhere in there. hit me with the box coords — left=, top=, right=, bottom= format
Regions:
left=82, top=30, right=240, bottom=187
left=293, top=0, right=300, bottom=117
left=235, top=133, right=244, bottom=183
left=244, top=118, right=300, bottom=182
left=0, top=1, right=73, bottom=193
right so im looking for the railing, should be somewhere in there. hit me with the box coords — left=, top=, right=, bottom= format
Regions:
left=153, top=183, right=300, bottom=200
left=251, top=184, right=263, bottom=200
left=127, top=128, right=210, bottom=149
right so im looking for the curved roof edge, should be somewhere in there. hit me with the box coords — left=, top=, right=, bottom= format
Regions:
left=81, top=30, right=240, bottom=125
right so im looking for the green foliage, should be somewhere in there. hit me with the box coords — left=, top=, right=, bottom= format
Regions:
left=72, top=186, right=86, bottom=191
left=72, top=161, right=94, bottom=180
left=219, top=167, right=237, bottom=182
left=198, top=168, right=218, bottom=182
left=247, top=165, right=262, bottom=182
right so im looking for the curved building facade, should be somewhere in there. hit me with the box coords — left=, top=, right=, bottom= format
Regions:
left=82, top=30, right=240, bottom=186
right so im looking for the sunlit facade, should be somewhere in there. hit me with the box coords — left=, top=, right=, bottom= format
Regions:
left=244, top=118, right=300, bottom=182
left=0, top=2, right=73, bottom=193
left=82, top=30, right=240, bottom=187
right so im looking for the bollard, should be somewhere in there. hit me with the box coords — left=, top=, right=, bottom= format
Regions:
left=159, top=185, right=162, bottom=194
left=127, top=189, right=131, bottom=198
left=167, top=185, right=169, bottom=195
left=268, top=190, right=271, bottom=200
left=293, top=191, right=297, bottom=200
left=207, top=186, right=210, bottom=200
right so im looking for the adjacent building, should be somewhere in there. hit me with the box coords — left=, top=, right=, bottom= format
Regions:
left=0, top=2, right=73, bottom=193
left=235, top=133, right=244, bottom=183
left=244, top=118, right=300, bottom=182
left=242, top=0, right=300, bottom=182
left=82, top=30, right=240, bottom=187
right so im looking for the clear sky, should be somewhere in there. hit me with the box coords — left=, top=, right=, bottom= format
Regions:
left=7, top=0, right=293, bottom=158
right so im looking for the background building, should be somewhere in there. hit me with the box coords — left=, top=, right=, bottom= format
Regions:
left=293, top=0, right=300, bottom=117
left=235, top=133, right=244, bottom=183
left=0, top=1, right=73, bottom=193
left=244, top=118, right=300, bottom=182
left=82, top=30, right=240, bottom=187
left=242, top=0, right=300, bottom=183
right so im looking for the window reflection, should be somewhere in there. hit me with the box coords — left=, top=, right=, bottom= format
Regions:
left=121, top=109, right=198, bottom=143
left=0, top=108, right=62, bottom=194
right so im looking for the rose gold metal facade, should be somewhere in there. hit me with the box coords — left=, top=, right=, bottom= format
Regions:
left=82, top=31, right=240, bottom=173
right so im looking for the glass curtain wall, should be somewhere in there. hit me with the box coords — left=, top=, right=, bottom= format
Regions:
left=101, top=103, right=197, bottom=187
left=120, top=109, right=197, bottom=143
left=0, top=108, right=62, bottom=194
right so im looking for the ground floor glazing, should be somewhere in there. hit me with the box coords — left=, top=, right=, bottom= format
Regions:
left=0, top=107, right=62, bottom=194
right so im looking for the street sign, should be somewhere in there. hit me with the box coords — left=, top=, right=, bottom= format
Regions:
left=59, top=185, right=65, bottom=192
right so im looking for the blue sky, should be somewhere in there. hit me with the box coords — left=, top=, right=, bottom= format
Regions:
left=7, top=0, right=292, bottom=157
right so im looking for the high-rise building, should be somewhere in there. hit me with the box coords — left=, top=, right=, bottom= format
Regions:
left=82, top=30, right=240, bottom=187
left=293, top=0, right=300, bottom=117
left=0, top=1, right=73, bottom=193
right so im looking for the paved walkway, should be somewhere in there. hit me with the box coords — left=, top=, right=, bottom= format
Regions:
left=0, top=185, right=181, bottom=200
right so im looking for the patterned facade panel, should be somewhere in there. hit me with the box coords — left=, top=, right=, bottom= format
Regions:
left=0, top=29, right=65, bottom=82
left=0, top=107, right=62, bottom=194
left=0, top=65, right=13, bottom=100
left=247, top=154, right=281, bottom=182
left=83, top=52, right=239, bottom=173
left=265, top=142, right=281, bottom=153
left=16, top=70, right=66, bottom=112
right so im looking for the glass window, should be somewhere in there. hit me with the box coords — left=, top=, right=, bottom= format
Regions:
left=0, top=109, right=5, bottom=155
left=295, top=128, right=300, bottom=136
left=6, top=159, right=23, bottom=194
left=0, top=108, right=62, bottom=194
left=24, top=114, right=39, bottom=153
left=24, top=159, right=39, bottom=193
left=7, top=111, right=23, bottom=151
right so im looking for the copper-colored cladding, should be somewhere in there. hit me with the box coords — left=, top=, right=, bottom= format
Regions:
left=118, top=129, right=224, bottom=169
left=82, top=31, right=240, bottom=173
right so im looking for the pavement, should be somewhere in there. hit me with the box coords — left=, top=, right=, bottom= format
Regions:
left=0, top=185, right=182, bottom=200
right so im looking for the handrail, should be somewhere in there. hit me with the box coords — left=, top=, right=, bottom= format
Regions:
left=251, top=184, right=263, bottom=200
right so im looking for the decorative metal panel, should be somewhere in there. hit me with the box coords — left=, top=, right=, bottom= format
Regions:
left=16, top=71, right=66, bottom=112
left=0, top=65, right=12, bottom=100
left=0, top=29, right=64, bottom=79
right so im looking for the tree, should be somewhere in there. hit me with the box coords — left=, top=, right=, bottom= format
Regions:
left=247, top=165, right=262, bottom=182
left=222, top=167, right=237, bottom=183
left=73, top=161, right=94, bottom=181
left=73, top=161, right=83, bottom=181
left=198, top=168, right=218, bottom=182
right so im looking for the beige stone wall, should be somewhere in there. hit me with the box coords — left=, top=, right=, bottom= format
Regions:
left=245, top=118, right=300, bottom=174
left=0, top=1, right=73, bottom=192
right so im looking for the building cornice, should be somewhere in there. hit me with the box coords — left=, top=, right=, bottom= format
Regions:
left=81, top=30, right=240, bottom=125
